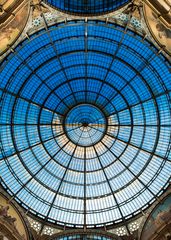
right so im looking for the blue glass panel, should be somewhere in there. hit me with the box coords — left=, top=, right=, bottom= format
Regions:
left=0, top=20, right=171, bottom=228
left=56, top=234, right=112, bottom=240
left=45, top=0, right=130, bottom=15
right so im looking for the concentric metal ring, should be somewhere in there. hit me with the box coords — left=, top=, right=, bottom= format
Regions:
left=44, top=0, right=130, bottom=15
left=0, top=21, right=171, bottom=228
left=64, top=104, right=107, bottom=147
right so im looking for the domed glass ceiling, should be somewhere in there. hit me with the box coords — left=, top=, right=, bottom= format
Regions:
left=44, top=0, right=130, bottom=15
left=0, top=20, right=171, bottom=228
left=56, top=234, right=112, bottom=240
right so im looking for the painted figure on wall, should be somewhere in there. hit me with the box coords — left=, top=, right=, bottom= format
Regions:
left=141, top=195, right=171, bottom=240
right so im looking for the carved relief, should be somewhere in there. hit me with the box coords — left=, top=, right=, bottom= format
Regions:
left=0, top=205, right=26, bottom=240
left=143, top=3, right=171, bottom=55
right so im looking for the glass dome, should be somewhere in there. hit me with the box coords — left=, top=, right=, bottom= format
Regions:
left=56, top=234, right=112, bottom=240
left=44, top=0, right=130, bottom=15
left=0, top=21, right=171, bottom=228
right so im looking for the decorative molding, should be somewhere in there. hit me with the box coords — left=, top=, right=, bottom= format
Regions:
left=0, top=187, right=32, bottom=240
left=138, top=186, right=171, bottom=240
left=0, top=216, right=25, bottom=240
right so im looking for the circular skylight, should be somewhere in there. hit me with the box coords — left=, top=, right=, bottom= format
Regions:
left=64, top=104, right=106, bottom=146
left=0, top=21, right=171, bottom=228
left=44, top=0, right=130, bottom=15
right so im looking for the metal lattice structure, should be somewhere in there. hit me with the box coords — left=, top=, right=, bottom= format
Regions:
left=44, top=0, right=130, bottom=15
left=0, top=20, right=171, bottom=229
left=56, top=235, right=112, bottom=240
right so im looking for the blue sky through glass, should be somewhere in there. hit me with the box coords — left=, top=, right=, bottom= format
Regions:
left=57, top=235, right=112, bottom=240
left=65, top=104, right=106, bottom=146
left=0, top=21, right=171, bottom=228
left=45, top=0, right=130, bottom=14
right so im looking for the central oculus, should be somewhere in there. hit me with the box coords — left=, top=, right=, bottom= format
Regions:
left=64, top=104, right=107, bottom=147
